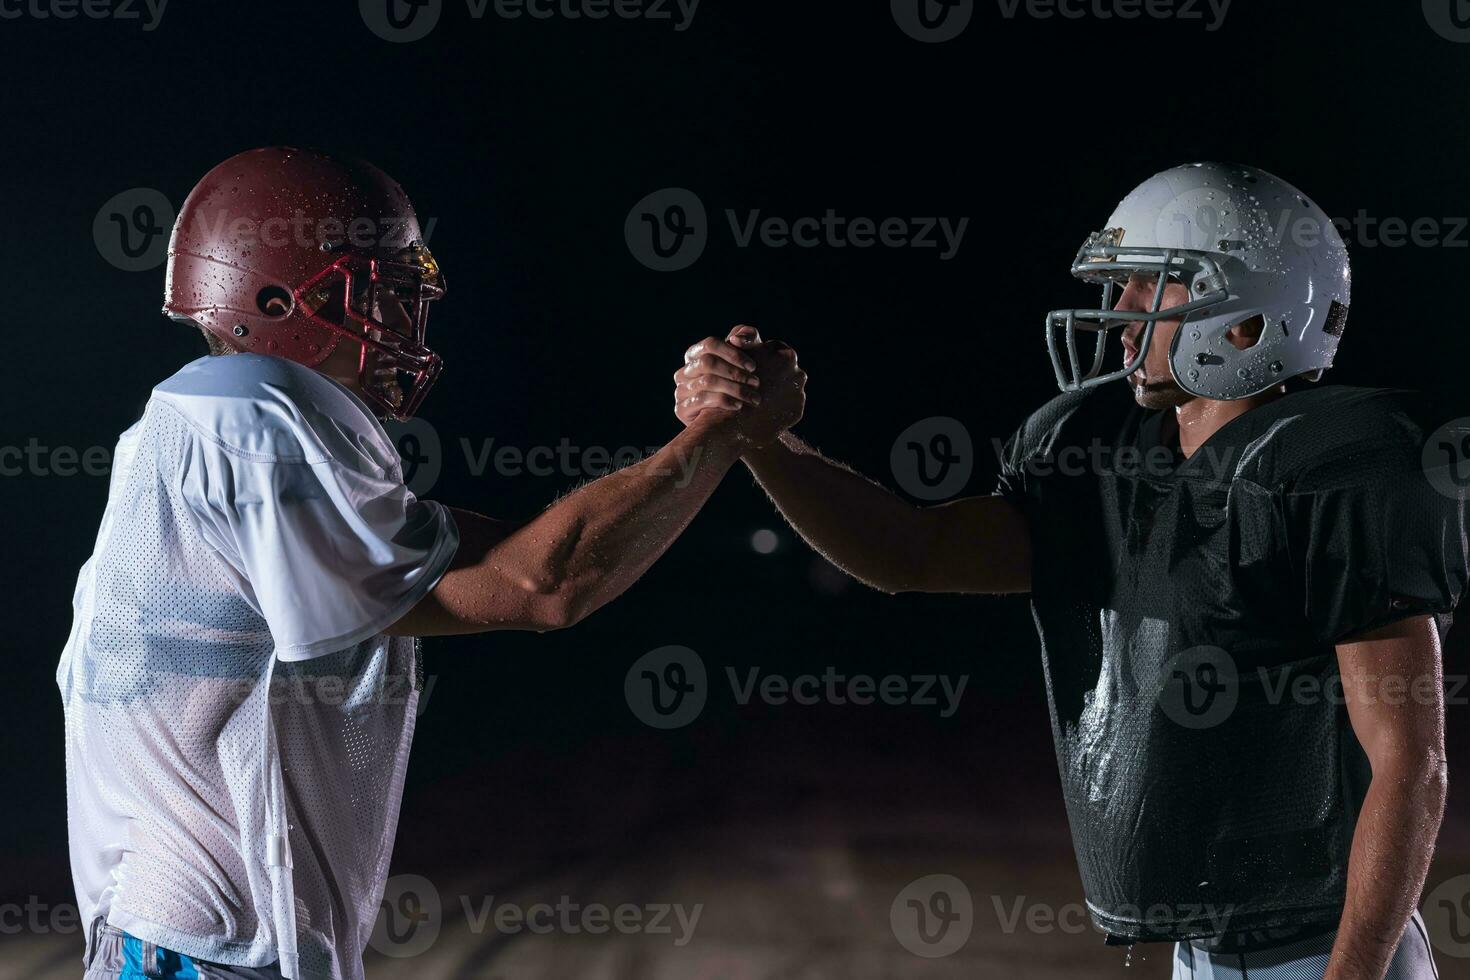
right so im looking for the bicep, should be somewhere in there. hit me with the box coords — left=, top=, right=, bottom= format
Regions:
left=1336, top=614, right=1445, bottom=769
left=908, top=493, right=1032, bottom=595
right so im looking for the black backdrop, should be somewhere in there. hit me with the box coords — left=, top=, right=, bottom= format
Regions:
left=6, top=2, right=1470, bottom=975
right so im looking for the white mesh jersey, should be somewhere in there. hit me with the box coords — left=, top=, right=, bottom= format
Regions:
left=56, top=353, right=459, bottom=980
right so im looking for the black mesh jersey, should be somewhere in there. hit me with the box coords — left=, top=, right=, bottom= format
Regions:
left=995, top=382, right=1470, bottom=944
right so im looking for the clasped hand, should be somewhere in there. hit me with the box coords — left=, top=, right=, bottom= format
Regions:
left=673, top=325, right=806, bottom=446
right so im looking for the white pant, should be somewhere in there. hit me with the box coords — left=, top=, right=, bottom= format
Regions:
left=1172, top=913, right=1438, bottom=980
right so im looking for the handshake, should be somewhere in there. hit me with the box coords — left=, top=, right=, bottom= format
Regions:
left=672, top=324, right=808, bottom=447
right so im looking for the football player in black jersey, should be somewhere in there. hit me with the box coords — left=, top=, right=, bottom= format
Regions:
left=674, top=164, right=1465, bottom=980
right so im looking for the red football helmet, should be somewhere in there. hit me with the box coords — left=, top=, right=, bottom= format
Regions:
left=163, top=147, right=445, bottom=419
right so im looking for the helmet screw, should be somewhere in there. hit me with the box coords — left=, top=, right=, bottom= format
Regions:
left=233, top=324, right=249, bottom=337
left=1195, top=352, right=1209, bottom=364
left=1190, top=330, right=1201, bottom=341
left=1188, top=369, right=1200, bottom=381
left=1270, top=361, right=1284, bottom=373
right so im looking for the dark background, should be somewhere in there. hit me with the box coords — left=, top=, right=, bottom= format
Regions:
left=5, top=2, right=1470, bottom=976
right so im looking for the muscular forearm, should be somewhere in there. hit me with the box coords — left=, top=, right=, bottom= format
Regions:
left=1325, top=756, right=1446, bottom=980
left=742, top=432, right=931, bottom=593
left=403, top=414, right=743, bottom=633
left=522, top=413, right=743, bottom=624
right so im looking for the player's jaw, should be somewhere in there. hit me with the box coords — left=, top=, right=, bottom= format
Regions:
left=1115, top=316, right=1189, bottom=410
left=1112, top=275, right=1194, bottom=411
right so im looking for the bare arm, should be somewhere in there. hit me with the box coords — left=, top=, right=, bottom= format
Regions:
left=741, top=433, right=1030, bottom=595
left=674, top=327, right=1030, bottom=596
left=1325, top=614, right=1447, bottom=980
left=390, top=410, right=773, bottom=636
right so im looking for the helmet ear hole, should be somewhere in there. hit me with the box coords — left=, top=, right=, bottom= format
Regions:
left=1227, top=315, right=1268, bottom=351
left=256, top=286, right=293, bottom=317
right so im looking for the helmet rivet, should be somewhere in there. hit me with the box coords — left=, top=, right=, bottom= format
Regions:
left=1196, top=352, right=1209, bottom=365
left=1188, top=369, right=1200, bottom=381
left=1270, top=361, right=1284, bottom=373
left=1237, top=368, right=1249, bottom=379
left=1190, top=330, right=1201, bottom=341
left=233, top=324, right=249, bottom=337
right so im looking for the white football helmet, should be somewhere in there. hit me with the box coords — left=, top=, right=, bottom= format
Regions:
left=1046, top=162, right=1351, bottom=400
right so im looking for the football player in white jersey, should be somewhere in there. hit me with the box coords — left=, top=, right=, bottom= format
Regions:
left=58, top=146, right=804, bottom=980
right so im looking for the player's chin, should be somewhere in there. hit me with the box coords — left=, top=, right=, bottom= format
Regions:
left=1131, top=375, right=1192, bottom=411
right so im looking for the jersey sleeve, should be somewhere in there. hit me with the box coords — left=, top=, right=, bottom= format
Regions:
left=993, top=423, right=1034, bottom=519
left=186, top=426, right=460, bottom=661
left=1284, top=433, right=1470, bottom=645
left=991, top=387, right=1105, bottom=510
